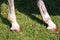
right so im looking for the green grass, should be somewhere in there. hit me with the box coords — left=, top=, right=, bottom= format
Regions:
left=0, top=0, right=60, bottom=40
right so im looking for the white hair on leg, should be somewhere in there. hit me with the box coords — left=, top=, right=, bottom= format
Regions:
left=8, top=0, right=20, bottom=32
left=37, top=0, right=58, bottom=33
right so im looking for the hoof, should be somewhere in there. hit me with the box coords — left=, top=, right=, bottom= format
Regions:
left=11, top=28, right=21, bottom=32
left=48, top=28, right=58, bottom=33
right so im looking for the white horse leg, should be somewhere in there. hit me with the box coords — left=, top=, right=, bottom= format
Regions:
left=37, top=0, right=58, bottom=32
left=8, top=0, right=20, bottom=32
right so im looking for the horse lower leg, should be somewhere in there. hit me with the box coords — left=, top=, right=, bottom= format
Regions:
left=8, top=0, right=20, bottom=32
left=37, top=0, right=58, bottom=32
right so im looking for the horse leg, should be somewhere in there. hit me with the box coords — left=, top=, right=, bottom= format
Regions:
left=8, top=0, right=20, bottom=32
left=37, top=0, right=58, bottom=32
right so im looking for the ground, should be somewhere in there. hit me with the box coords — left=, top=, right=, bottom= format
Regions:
left=0, top=0, right=60, bottom=40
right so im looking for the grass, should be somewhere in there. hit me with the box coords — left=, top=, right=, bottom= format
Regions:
left=0, top=0, right=60, bottom=40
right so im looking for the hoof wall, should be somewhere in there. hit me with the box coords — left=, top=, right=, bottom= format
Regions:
left=11, top=28, right=21, bottom=32
left=49, top=28, right=58, bottom=33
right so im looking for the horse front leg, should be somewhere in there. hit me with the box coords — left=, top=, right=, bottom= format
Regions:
left=8, top=0, right=20, bottom=32
left=37, top=0, right=58, bottom=33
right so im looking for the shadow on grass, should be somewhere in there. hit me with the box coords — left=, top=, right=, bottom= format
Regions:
left=0, top=0, right=11, bottom=27
left=44, top=0, right=60, bottom=15
left=0, top=14, right=11, bottom=27
left=0, top=0, right=60, bottom=27
left=15, top=0, right=60, bottom=15
left=14, top=0, right=60, bottom=26
left=15, top=0, right=48, bottom=27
